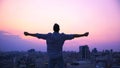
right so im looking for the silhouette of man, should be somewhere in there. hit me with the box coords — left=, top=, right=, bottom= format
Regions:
left=24, top=23, right=89, bottom=68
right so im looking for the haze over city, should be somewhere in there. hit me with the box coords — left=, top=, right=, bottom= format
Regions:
left=0, top=0, right=120, bottom=51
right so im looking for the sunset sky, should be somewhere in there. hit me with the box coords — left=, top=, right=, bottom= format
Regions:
left=0, top=0, right=120, bottom=51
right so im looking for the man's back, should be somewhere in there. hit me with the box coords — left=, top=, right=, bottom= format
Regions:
left=36, top=32, right=74, bottom=58
left=46, top=32, right=65, bottom=54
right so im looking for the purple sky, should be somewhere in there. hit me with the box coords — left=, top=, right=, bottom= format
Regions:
left=0, top=0, right=120, bottom=52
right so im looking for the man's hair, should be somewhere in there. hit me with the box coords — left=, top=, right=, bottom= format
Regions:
left=53, top=23, right=60, bottom=32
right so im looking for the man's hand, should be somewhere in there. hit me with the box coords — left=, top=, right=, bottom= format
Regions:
left=24, top=32, right=29, bottom=36
left=84, top=32, right=89, bottom=36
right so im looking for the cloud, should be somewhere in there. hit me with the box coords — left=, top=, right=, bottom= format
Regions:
left=0, top=31, right=46, bottom=51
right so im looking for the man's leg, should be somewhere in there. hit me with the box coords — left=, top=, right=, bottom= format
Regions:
left=57, top=56, right=64, bottom=68
left=48, top=58, right=56, bottom=68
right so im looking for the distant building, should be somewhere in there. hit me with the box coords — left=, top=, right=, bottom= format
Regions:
left=92, top=48, right=98, bottom=54
left=17, top=58, right=27, bottom=68
left=27, top=49, right=36, bottom=68
left=92, top=48, right=98, bottom=57
left=79, top=45, right=90, bottom=60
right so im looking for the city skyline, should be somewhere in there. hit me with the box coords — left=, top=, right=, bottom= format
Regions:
left=0, top=0, right=120, bottom=51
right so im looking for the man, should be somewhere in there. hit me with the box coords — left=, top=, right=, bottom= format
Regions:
left=24, top=23, right=89, bottom=68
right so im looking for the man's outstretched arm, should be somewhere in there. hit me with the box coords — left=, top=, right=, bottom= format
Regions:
left=24, top=32, right=47, bottom=39
left=24, top=32, right=37, bottom=37
left=73, top=32, right=89, bottom=38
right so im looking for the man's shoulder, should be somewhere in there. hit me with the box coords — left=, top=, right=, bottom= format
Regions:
left=61, top=33, right=67, bottom=35
left=47, top=32, right=67, bottom=35
left=48, top=32, right=52, bottom=34
left=47, top=32, right=52, bottom=35
left=61, top=33, right=64, bottom=34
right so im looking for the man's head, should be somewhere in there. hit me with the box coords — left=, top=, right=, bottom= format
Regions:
left=53, top=23, right=60, bottom=32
